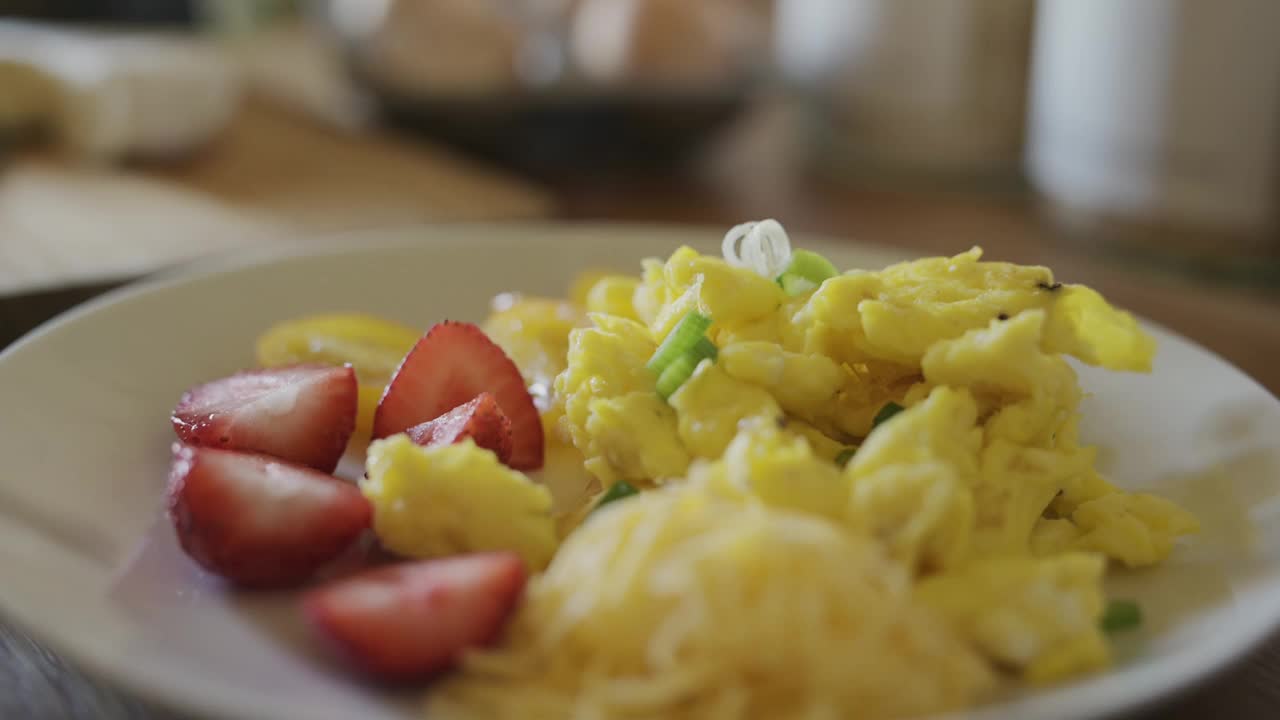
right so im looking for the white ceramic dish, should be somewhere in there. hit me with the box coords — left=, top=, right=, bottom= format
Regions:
left=1, top=223, right=1278, bottom=720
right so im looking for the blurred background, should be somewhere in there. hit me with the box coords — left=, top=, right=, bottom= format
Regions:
left=1, top=0, right=1278, bottom=384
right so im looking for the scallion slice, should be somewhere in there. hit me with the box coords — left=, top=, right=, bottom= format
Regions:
left=1101, top=600, right=1142, bottom=633
left=656, top=351, right=702, bottom=400
left=834, top=447, right=857, bottom=467
left=723, top=219, right=793, bottom=278
left=778, top=272, right=819, bottom=296
left=593, top=480, right=639, bottom=513
left=691, top=335, right=719, bottom=362
left=786, top=249, right=839, bottom=281
left=647, top=311, right=713, bottom=374
left=872, top=401, right=905, bottom=429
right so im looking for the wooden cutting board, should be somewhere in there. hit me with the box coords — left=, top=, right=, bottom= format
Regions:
left=0, top=98, right=553, bottom=297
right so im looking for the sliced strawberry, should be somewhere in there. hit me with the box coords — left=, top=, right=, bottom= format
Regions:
left=167, top=444, right=371, bottom=588
left=372, top=322, right=544, bottom=470
left=404, top=392, right=513, bottom=463
left=302, top=552, right=526, bottom=681
left=172, top=364, right=357, bottom=473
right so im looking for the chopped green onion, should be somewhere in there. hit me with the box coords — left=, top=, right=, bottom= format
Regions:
left=656, top=351, right=702, bottom=400
left=872, top=401, right=905, bottom=428
left=778, top=272, right=819, bottom=296
left=834, top=447, right=857, bottom=467
left=692, top=335, right=718, bottom=362
left=1101, top=600, right=1142, bottom=633
left=647, top=311, right=713, bottom=374
left=593, top=480, right=639, bottom=513
left=783, top=249, right=839, bottom=284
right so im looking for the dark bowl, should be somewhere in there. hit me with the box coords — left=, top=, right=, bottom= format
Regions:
left=322, top=0, right=759, bottom=176
left=365, top=82, right=752, bottom=176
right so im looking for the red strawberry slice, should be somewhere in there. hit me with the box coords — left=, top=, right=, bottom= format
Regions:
left=302, top=552, right=526, bottom=681
left=172, top=364, right=357, bottom=473
left=404, top=393, right=513, bottom=464
left=372, top=322, right=544, bottom=470
left=167, top=444, right=371, bottom=588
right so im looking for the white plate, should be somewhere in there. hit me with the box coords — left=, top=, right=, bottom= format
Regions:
left=1, top=223, right=1279, bottom=720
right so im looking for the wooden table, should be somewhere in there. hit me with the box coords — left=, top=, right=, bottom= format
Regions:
left=2, top=97, right=1279, bottom=719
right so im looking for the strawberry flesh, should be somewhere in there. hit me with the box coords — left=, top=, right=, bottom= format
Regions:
left=372, top=322, right=544, bottom=470
left=302, top=552, right=526, bottom=681
left=167, top=444, right=371, bottom=588
left=172, top=364, right=357, bottom=473
left=404, top=392, right=513, bottom=464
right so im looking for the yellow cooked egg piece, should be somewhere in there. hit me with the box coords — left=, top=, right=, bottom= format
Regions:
left=719, top=341, right=849, bottom=425
left=1065, top=491, right=1201, bottom=568
left=362, top=436, right=557, bottom=570
left=434, top=484, right=995, bottom=720
left=1043, top=285, right=1156, bottom=372
left=916, top=552, right=1110, bottom=684
left=663, top=247, right=784, bottom=330
left=851, top=386, right=983, bottom=482
left=584, top=275, right=641, bottom=320
left=847, top=460, right=974, bottom=573
left=691, top=417, right=848, bottom=521
left=583, top=392, right=691, bottom=484
left=668, top=360, right=782, bottom=459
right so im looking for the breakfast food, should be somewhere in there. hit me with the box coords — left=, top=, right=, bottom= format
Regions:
left=254, top=313, right=419, bottom=442
left=404, top=392, right=514, bottom=464
left=372, top=321, right=545, bottom=471
left=362, top=435, right=557, bottom=571
left=302, top=553, right=528, bottom=680
left=159, top=220, right=1198, bottom=717
left=170, top=364, right=358, bottom=473
left=166, top=444, right=371, bottom=588
left=433, top=485, right=998, bottom=719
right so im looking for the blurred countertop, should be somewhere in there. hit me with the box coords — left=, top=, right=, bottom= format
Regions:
left=0, top=96, right=553, bottom=297
left=3, top=93, right=1279, bottom=393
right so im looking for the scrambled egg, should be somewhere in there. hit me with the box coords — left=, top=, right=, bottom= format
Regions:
left=845, top=387, right=981, bottom=573
left=1036, top=489, right=1201, bottom=568
left=669, top=360, right=782, bottom=459
left=689, top=417, right=848, bottom=521
left=254, top=313, right=420, bottom=441
left=916, top=552, right=1110, bottom=683
left=494, top=243, right=1197, bottom=688
left=553, top=313, right=690, bottom=487
left=362, top=435, right=558, bottom=570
